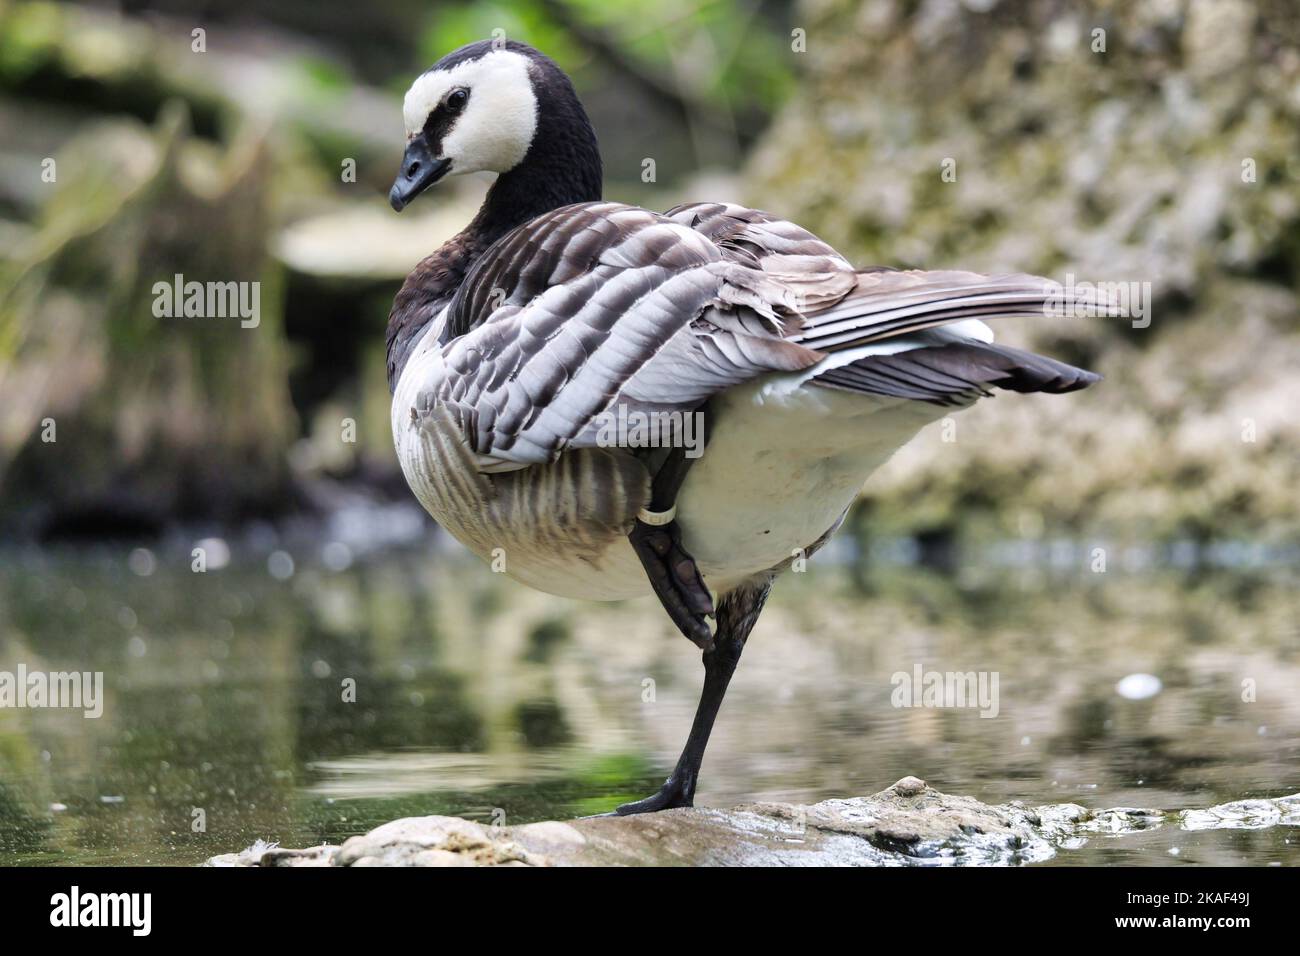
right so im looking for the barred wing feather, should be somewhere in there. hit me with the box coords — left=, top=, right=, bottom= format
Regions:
left=406, top=201, right=1096, bottom=471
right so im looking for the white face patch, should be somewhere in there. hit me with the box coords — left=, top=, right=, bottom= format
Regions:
left=402, top=50, right=539, bottom=176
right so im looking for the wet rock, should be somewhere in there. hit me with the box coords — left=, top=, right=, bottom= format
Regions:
left=892, top=775, right=928, bottom=796
left=332, top=816, right=543, bottom=867
left=207, top=778, right=1300, bottom=867
left=1180, top=794, right=1300, bottom=832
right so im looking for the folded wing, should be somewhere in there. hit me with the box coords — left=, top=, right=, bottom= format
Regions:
left=408, top=201, right=1098, bottom=471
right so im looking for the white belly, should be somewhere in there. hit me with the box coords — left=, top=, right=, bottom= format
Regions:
left=672, top=379, right=942, bottom=594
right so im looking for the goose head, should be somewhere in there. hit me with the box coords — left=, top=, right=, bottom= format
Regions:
left=389, top=39, right=601, bottom=214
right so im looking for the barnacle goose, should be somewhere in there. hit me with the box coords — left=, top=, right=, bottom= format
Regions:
left=386, top=39, right=1100, bottom=814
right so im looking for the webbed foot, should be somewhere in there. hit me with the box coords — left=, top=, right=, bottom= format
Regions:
left=629, top=517, right=715, bottom=650
left=614, top=771, right=696, bottom=815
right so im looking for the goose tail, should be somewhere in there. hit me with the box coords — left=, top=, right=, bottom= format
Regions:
left=813, top=340, right=1100, bottom=407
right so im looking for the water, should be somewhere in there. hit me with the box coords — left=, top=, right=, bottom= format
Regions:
left=1, top=531, right=1297, bottom=866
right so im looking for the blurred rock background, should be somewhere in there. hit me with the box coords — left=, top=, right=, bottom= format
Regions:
left=0, top=0, right=1296, bottom=548
left=749, top=0, right=1300, bottom=548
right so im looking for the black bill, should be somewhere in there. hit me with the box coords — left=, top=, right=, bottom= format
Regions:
left=389, top=135, right=451, bottom=211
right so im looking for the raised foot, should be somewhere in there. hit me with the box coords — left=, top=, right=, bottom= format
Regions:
left=615, top=774, right=696, bottom=816
left=629, top=517, right=715, bottom=650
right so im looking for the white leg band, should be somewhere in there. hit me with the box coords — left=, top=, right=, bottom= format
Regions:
left=636, top=504, right=677, bottom=526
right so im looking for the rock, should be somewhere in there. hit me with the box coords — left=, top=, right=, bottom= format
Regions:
left=892, top=775, right=927, bottom=796
left=206, top=780, right=1300, bottom=866
left=332, top=816, right=543, bottom=867
left=207, top=777, right=1052, bottom=866
left=273, top=191, right=484, bottom=282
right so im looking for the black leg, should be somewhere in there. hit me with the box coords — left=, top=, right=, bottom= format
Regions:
left=616, top=580, right=772, bottom=815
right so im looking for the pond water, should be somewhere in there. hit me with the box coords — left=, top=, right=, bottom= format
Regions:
left=1, top=526, right=1297, bottom=866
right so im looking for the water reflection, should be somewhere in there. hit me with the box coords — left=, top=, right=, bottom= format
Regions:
left=0, top=537, right=1297, bottom=865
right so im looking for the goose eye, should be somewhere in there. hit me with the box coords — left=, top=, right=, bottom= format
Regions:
left=446, top=88, right=469, bottom=113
